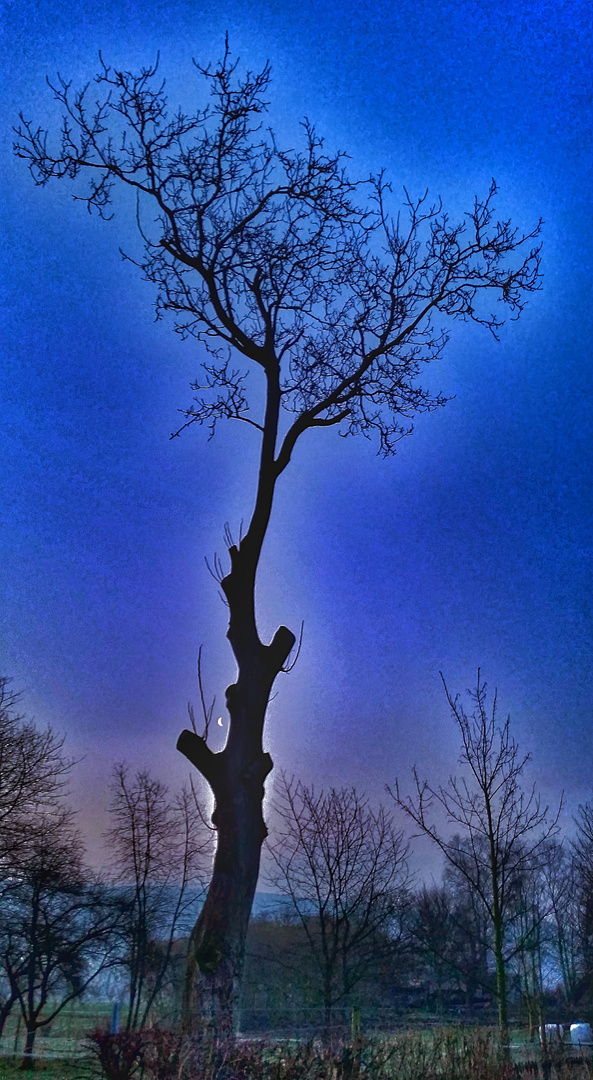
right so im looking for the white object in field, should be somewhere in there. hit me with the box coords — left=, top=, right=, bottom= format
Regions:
left=540, top=1024, right=563, bottom=1043
left=570, top=1023, right=593, bottom=1045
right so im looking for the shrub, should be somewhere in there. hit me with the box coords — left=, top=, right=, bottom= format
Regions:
left=87, top=1027, right=144, bottom=1080
left=142, top=1027, right=185, bottom=1080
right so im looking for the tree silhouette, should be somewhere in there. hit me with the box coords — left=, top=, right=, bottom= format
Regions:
left=0, top=816, right=119, bottom=1069
left=411, top=878, right=491, bottom=1015
left=392, top=672, right=561, bottom=1045
left=0, top=676, right=74, bottom=868
left=267, top=776, right=410, bottom=1032
left=571, top=800, right=593, bottom=1000
left=15, top=44, right=542, bottom=1032
left=0, top=676, right=77, bottom=1036
left=105, top=764, right=212, bottom=1029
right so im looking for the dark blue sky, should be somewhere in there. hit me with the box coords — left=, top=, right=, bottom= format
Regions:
left=1, top=0, right=592, bottom=866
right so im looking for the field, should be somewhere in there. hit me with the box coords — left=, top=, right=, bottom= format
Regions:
left=0, top=1061, right=84, bottom=1079
left=0, top=1005, right=111, bottom=1065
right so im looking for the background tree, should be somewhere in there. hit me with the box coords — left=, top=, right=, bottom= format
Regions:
left=501, top=839, right=582, bottom=1027
left=571, top=800, right=593, bottom=1002
left=0, top=676, right=74, bottom=868
left=392, top=671, right=561, bottom=1045
left=411, top=876, right=491, bottom=1017
left=266, top=776, right=410, bottom=1033
left=409, top=886, right=458, bottom=1014
left=0, top=675, right=77, bottom=1035
left=442, top=862, right=493, bottom=1011
left=241, top=913, right=328, bottom=1032
left=507, top=862, right=549, bottom=1035
left=539, top=841, right=580, bottom=1004
left=15, top=46, right=542, bottom=1032
left=0, top=814, right=119, bottom=1070
left=106, top=764, right=212, bottom=1030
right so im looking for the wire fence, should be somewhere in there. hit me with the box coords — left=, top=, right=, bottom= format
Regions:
left=239, top=1005, right=495, bottom=1040
left=0, top=1001, right=501, bottom=1061
left=1, top=1001, right=591, bottom=1066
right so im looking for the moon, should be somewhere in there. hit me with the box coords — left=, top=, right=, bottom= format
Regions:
left=217, top=717, right=224, bottom=727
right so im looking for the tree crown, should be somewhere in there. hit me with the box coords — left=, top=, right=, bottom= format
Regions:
left=14, top=43, right=542, bottom=462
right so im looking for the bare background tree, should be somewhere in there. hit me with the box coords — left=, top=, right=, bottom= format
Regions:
left=0, top=676, right=74, bottom=868
left=15, top=44, right=542, bottom=1032
left=0, top=675, right=80, bottom=1040
left=392, top=671, right=562, bottom=1045
left=507, top=859, right=550, bottom=1036
left=411, top=874, right=491, bottom=1017
left=3, top=666, right=592, bottom=1052
left=105, top=765, right=212, bottom=1030
left=539, top=841, right=581, bottom=1006
left=571, top=799, right=593, bottom=1003
left=0, top=819, right=120, bottom=1070
left=266, top=776, right=410, bottom=1033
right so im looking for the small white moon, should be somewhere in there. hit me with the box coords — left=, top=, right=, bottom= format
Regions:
left=217, top=717, right=224, bottom=727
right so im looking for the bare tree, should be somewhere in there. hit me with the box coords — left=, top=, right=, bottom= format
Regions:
left=0, top=676, right=77, bottom=1033
left=0, top=814, right=119, bottom=1070
left=0, top=676, right=74, bottom=866
left=409, top=886, right=459, bottom=1012
left=105, top=764, right=212, bottom=1030
left=411, top=876, right=491, bottom=1016
left=14, top=46, right=542, bottom=1031
left=266, top=775, right=410, bottom=1033
left=392, top=671, right=561, bottom=1044
left=507, top=864, right=550, bottom=1035
left=571, top=800, right=593, bottom=1002
left=533, top=840, right=580, bottom=1005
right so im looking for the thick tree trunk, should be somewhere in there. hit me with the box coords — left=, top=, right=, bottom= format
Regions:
left=178, top=737, right=273, bottom=1035
left=178, top=541, right=295, bottom=1035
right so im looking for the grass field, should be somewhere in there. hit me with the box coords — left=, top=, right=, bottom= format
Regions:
left=0, top=1006, right=108, bottom=1079
left=0, top=1059, right=88, bottom=1080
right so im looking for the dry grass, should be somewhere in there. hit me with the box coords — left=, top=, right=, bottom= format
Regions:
left=81, top=1027, right=593, bottom=1080
left=2, top=1026, right=593, bottom=1080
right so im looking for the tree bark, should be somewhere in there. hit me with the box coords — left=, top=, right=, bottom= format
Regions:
left=492, top=893, right=509, bottom=1053
left=487, top=798, right=509, bottom=1053
left=178, top=541, right=294, bottom=1034
left=21, top=1025, right=36, bottom=1071
left=0, top=995, right=16, bottom=1038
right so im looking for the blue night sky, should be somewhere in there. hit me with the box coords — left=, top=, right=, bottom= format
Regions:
left=1, top=0, right=592, bottom=866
